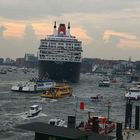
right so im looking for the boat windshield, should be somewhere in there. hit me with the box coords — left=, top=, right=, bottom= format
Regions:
left=30, top=107, right=35, bottom=110
left=30, top=106, right=38, bottom=110
left=37, top=83, right=44, bottom=86
left=129, top=89, right=140, bottom=92
left=49, top=121, right=55, bottom=125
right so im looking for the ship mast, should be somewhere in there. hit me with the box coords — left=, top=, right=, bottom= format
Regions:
left=53, top=21, right=57, bottom=36
left=67, top=22, right=70, bottom=36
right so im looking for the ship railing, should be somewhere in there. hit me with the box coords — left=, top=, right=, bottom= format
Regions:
left=42, top=56, right=81, bottom=61
left=39, top=53, right=81, bottom=58
left=39, top=46, right=82, bottom=51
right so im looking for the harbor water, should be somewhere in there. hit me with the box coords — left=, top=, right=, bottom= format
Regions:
left=0, top=69, right=128, bottom=140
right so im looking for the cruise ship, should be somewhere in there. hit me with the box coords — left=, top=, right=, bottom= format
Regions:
left=38, top=22, right=83, bottom=83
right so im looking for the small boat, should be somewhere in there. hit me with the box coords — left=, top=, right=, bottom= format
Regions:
left=7, top=67, right=13, bottom=72
left=11, top=79, right=56, bottom=93
left=41, top=83, right=72, bottom=99
left=0, top=69, right=7, bottom=74
left=27, top=105, right=42, bottom=117
left=98, top=78, right=110, bottom=87
left=120, top=83, right=126, bottom=88
left=77, top=112, right=115, bottom=134
left=125, top=87, right=140, bottom=100
left=90, top=94, right=103, bottom=102
left=134, top=82, right=140, bottom=88
left=48, top=118, right=66, bottom=127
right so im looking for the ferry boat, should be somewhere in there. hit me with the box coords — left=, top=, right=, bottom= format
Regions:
left=48, top=118, right=66, bottom=127
left=98, top=78, right=110, bottom=87
left=38, top=22, right=83, bottom=83
left=27, top=105, right=42, bottom=117
left=77, top=112, right=115, bottom=134
left=41, top=84, right=72, bottom=98
left=11, top=79, right=56, bottom=93
left=125, top=87, right=140, bottom=100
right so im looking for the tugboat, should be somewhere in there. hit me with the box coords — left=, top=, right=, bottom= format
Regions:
left=77, top=112, right=115, bottom=134
left=27, top=105, right=42, bottom=117
left=41, top=83, right=72, bottom=99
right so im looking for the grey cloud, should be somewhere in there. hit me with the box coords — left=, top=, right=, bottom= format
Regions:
left=22, top=24, right=38, bottom=53
left=0, top=24, right=39, bottom=59
left=0, top=25, right=7, bottom=37
left=0, top=0, right=140, bottom=20
left=23, top=24, right=37, bottom=40
left=0, top=0, right=140, bottom=60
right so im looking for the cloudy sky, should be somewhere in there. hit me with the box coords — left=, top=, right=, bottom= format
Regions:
left=0, top=0, right=140, bottom=61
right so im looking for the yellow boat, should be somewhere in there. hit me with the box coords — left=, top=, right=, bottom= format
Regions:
left=41, top=84, right=73, bottom=98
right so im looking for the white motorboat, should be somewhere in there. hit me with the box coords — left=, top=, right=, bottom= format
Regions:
left=48, top=118, right=66, bottom=127
left=98, top=78, right=110, bottom=87
left=0, top=69, right=7, bottom=74
left=125, top=87, right=140, bottom=100
left=27, top=105, right=42, bottom=117
left=11, top=79, right=56, bottom=93
left=90, top=94, right=103, bottom=102
left=134, top=82, right=140, bottom=88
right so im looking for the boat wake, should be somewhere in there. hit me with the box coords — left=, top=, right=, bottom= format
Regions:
left=41, top=98, right=58, bottom=103
left=5, top=112, right=47, bottom=120
left=0, top=91, right=10, bottom=94
left=20, top=112, right=47, bottom=120
left=4, top=112, right=27, bottom=116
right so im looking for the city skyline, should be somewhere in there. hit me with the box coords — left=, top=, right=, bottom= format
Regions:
left=0, top=0, right=140, bottom=61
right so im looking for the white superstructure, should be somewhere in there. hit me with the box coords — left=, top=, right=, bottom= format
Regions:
left=38, top=22, right=82, bottom=63
left=11, top=80, right=56, bottom=93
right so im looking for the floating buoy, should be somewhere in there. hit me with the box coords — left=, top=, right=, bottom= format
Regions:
left=80, top=102, right=84, bottom=110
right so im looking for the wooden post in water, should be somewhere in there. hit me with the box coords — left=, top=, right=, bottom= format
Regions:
left=116, top=123, right=123, bottom=140
left=135, top=106, right=140, bottom=130
left=125, top=99, right=132, bottom=129
left=107, top=100, right=111, bottom=121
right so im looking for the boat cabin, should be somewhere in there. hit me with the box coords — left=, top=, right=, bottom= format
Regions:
left=27, top=105, right=42, bottom=117
left=30, top=105, right=39, bottom=111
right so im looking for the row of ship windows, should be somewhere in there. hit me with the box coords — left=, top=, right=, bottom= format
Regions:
left=39, top=54, right=81, bottom=58
left=40, top=58, right=81, bottom=62
left=41, top=42, right=80, bottom=47
left=40, top=51, right=81, bottom=55
left=39, top=55, right=81, bottom=60
left=40, top=46, right=82, bottom=51
left=39, top=57, right=81, bottom=62
left=42, top=54, right=81, bottom=57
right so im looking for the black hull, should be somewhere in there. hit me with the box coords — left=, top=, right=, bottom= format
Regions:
left=38, top=61, right=81, bottom=83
